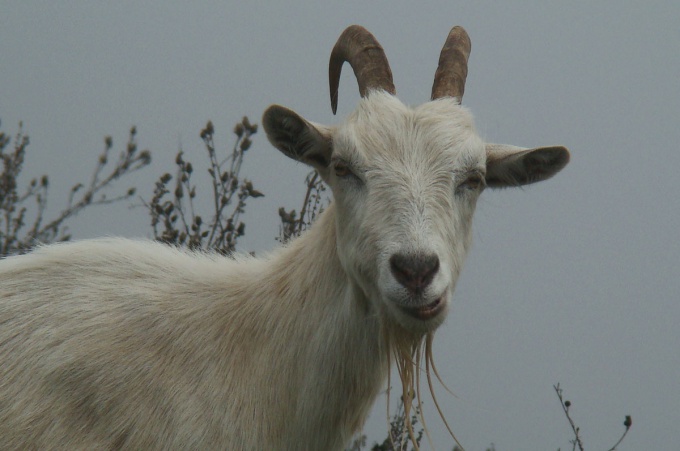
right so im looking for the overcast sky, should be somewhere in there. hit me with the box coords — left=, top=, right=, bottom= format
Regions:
left=2, top=1, right=679, bottom=449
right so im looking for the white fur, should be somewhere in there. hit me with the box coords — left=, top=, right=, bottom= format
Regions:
left=0, top=91, right=568, bottom=449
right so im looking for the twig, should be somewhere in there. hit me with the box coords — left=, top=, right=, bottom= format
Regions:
left=145, top=118, right=261, bottom=254
left=554, top=384, right=584, bottom=451
left=296, top=171, right=319, bottom=236
left=1, top=123, right=148, bottom=256
left=554, top=384, right=631, bottom=451
left=606, top=415, right=632, bottom=451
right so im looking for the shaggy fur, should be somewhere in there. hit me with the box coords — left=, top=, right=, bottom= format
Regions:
left=0, top=208, right=386, bottom=449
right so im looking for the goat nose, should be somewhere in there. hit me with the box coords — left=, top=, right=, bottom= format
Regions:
left=389, top=253, right=440, bottom=293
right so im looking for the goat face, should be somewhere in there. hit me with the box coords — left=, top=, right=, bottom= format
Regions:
left=263, top=26, right=569, bottom=334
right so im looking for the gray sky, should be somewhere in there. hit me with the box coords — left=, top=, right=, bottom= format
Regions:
left=2, top=1, right=679, bottom=449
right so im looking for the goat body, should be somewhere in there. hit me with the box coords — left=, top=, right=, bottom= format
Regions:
left=0, top=207, right=384, bottom=449
left=0, top=25, right=569, bottom=450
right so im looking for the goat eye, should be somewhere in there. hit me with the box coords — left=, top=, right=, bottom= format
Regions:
left=334, top=161, right=352, bottom=178
left=456, top=174, right=485, bottom=193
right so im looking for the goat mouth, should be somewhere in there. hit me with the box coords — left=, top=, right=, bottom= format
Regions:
left=400, top=296, right=446, bottom=321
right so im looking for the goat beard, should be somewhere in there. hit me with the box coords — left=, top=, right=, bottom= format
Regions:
left=384, top=326, right=463, bottom=451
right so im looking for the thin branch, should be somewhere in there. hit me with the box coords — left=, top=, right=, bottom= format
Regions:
left=277, top=170, right=328, bottom=243
left=606, top=416, right=632, bottom=451
left=554, top=384, right=585, bottom=451
left=145, top=117, right=261, bottom=255
left=553, top=384, right=632, bottom=451
left=297, top=171, right=319, bottom=235
left=0, top=123, right=150, bottom=256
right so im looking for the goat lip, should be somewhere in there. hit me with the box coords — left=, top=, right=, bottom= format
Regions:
left=400, top=297, right=446, bottom=321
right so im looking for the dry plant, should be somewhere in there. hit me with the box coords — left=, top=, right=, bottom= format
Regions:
left=277, top=170, right=327, bottom=243
left=370, top=396, right=425, bottom=451
left=0, top=121, right=150, bottom=257
left=554, top=383, right=632, bottom=451
left=345, top=397, right=425, bottom=451
left=145, top=117, right=262, bottom=254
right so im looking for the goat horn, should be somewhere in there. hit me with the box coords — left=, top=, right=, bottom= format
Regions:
left=431, top=26, right=471, bottom=102
left=329, top=25, right=396, bottom=114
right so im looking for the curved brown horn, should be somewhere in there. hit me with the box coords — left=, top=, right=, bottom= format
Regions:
left=329, top=25, right=396, bottom=114
left=431, top=26, right=471, bottom=102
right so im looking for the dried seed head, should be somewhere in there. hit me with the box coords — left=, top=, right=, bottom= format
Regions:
left=240, top=137, right=252, bottom=151
left=624, top=415, right=632, bottom=428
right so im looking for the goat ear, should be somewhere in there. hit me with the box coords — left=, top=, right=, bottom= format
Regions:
left=485, top=144, right=570, bottom=188
left=263, top=105, right=333, bottom=176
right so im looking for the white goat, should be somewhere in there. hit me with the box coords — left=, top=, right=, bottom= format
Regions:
left=0, top=26, right=569, bottom=449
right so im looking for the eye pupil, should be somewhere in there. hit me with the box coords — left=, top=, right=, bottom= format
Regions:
left=467, top=176, right=481, bottom=188
left=334, top=162, right=350, bottom=177
left=457, top=174, right=485, bottom=193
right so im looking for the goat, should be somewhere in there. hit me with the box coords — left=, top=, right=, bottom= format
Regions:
left=0, top=25, right=569, bottom=450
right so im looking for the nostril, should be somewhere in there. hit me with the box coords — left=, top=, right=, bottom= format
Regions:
left=389, top=253, right=440, bottom=292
